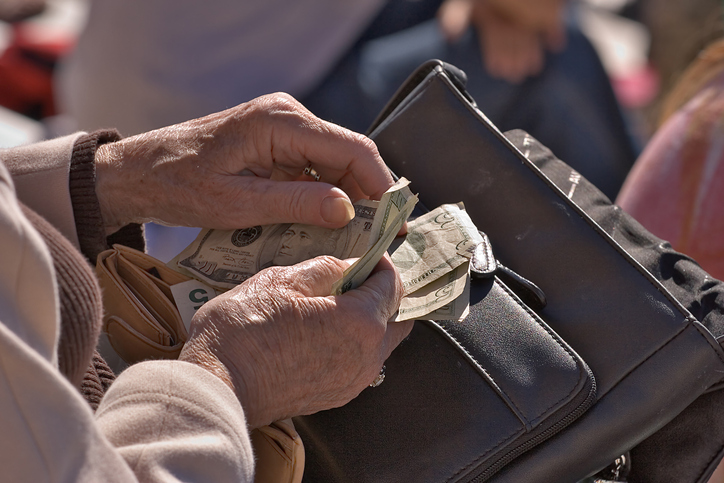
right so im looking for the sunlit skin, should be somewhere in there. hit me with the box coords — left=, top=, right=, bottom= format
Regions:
left=91, top=92, right=413, bottom=429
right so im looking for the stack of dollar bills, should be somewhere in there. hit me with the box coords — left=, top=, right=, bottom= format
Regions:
left=169, top=178, right=484, bottom=322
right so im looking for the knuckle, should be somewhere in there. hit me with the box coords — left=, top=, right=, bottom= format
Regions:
left=260, top=92, right=302, bottom=113
left=306, top=255, right=345, bottom=276
left=355, top=134, right=380, bottom=156
left=285, top=185, right=308, bottom=219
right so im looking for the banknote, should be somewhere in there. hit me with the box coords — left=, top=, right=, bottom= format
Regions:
left=392, top=203, right=483, bottom=296
left=422, top=268, right=471, bottom=321
left=167, top=178, right=484, bottom=322
left=394, top=261, right=470, bottom=321
left=172, top=199, right=378, bottom=290
left=367, top=178, right=413, bottom=246
left=331, top=178, right=417, bottom=295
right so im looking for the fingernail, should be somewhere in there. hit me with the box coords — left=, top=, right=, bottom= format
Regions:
left=321, top=196, right=355, bottom=225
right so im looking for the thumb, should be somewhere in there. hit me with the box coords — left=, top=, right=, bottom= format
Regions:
left=338, top=254, right=403, bottom=325
left=226, top=179, right=356, bottom=229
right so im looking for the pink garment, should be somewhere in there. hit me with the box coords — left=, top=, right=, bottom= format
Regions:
left=617, top=75, right=724, bottom=280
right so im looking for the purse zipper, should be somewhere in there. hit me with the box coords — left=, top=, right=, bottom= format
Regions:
left=465, top=370, right=597, bottom=483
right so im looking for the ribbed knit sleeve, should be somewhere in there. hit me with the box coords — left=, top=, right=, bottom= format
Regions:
left=69, top=130, right=145, bottom=262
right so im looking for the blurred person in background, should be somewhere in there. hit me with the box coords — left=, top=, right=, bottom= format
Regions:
left=57, top=0, right=637, bottom=201
left=638, top=0, right=723, bottom=125
left=617, top=38, right=724, bottom=281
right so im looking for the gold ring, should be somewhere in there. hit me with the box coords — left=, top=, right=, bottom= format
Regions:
left=303, top=164, right=321, bottom=182
left=369, top=365, right=386, bottom=388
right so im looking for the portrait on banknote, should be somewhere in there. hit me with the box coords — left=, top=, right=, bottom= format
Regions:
left=259, top=223, right=351, bottom=269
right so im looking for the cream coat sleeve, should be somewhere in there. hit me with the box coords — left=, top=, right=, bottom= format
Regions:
left=1, top=134, right=84, bottom=249
left=0, top=155, right=255, bottom=482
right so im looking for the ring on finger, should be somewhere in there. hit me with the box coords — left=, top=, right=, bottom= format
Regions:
left=369, top=365, right=386, bottom=388
left=303, top=164, right=321, bottom=182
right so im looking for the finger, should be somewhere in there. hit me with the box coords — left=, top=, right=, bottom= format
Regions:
left=508, top=34, right=543, bottom=82
left=368, top=256, right=412, bottom=358
left=398, top=221, right=408, bottom=237
left=217, top=178, right=358, bottom=229
left=479, top=20, right=504, bottom=79
left=267, top=106, right=395, bottom=201
left=382, top=319, right=415, bottom=359
left=498, top=24, right=541, bottom=83
left=526, top=41, right=545, bottom=77
left=342, top=254, right=403, bottom=323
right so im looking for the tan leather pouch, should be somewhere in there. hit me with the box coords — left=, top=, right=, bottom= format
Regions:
left=96, top=244, right=304, bottom=483
left=251, top=419, right=305, bottom=483
left=96, top=245, right=187, bottom=362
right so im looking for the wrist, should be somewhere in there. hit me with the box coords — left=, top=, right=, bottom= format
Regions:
left=95, top=139, right=146, bottom=232
left=179, top=335, right=276, bottom=430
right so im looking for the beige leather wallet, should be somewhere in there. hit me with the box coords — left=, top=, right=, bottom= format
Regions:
left=96, top=244, right=189, bottom=363
left=252, top=419, right=305, bottom=483
left=96, top=244, right=304, bottom=483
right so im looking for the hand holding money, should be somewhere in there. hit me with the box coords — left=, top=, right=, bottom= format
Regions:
left=94, top=93, right=394, bottom=233
left=170, top=179, right=485, bottom=322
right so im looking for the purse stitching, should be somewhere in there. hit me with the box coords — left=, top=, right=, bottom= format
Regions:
left=438, top=275, right=592, bottom=482
left=495, top=279, right=587, bottom=424
left=693, top=322, right=724, bottom=366
left=428, top=321, right=521, bottom=418
left=695, top=436, right=724, bottom=482
left=437, top=281, right=588, bottom=481
left=445, top=427, right=523, bottom=483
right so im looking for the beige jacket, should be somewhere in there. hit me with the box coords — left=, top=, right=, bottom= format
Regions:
left=0, top=135, right=254, bottom=482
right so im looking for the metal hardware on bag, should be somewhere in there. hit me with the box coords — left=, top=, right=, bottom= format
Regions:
left=584, top=453, right=630, bottom=483
left=469, top=231, right=547, bottom=311
left=469, top=232, right=498, bottom=276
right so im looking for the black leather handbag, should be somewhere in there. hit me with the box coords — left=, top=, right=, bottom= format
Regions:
left=294, top=61, right=724, bottom=482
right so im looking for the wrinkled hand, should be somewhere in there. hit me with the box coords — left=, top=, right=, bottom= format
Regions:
left=179, top=255, right=412, bottom=429
left=438, top=0, right=567, bottom=83
left=94, top=93, right=394, bottom=233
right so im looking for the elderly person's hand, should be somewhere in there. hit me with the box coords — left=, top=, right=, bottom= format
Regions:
left=438, top=0, right=567, bottom=83
left=179, top=255, right=412, bottom=429
left=93, top=93, right=394, bottom=233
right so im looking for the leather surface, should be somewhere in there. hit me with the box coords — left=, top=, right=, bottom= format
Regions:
left=96, top=245, right=188, bottom=360
left=436, top=278, right=590, bottom=429
left=369, top=69, right=701, bottom=398
left=297, top=275, right=594, bottom=482
left=97, top=249, right=175, bottom=347
left=369, top=62, right=724, bottom=481
left=251, top=419, right=305, bottom=483
left=298, top=61, right=724, bottom=482
left=505, top=129, right=724, bottom=482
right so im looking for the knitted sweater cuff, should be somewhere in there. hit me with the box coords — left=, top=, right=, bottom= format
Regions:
left=70, top=130, right=145, bottom=262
